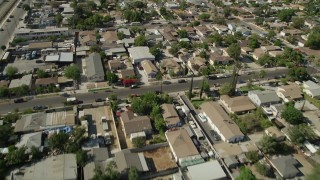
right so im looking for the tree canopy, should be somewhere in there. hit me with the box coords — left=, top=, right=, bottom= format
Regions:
left=134, top=35, right=147, bottom=46
left=227, top=43, right=241, bottom=60
left=128, top=166, right=140, bottom=180
left=288, top=124, right=318, bottom=144
left=281, top=103, right=304, bottom=125
left=248, top=34, right=260, bottom=49
left=259, top=135, right=278, bottom=155
left=306, top=30, right=320, bottom=50
left=219, top=83, right=233, bottom=96
left=6, top=66, right=18, bottom=79
left=278, top=9, right=295, bottom=22
left=64, top=65, right=81, bottom=80
left=198, top=13, right=210, bottom=21
left=48, top=132, right=70, bottom=153
left=236, top=167, right=257, bottom=180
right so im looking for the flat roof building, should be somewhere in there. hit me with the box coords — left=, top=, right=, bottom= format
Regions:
left=187, top=160, right=227, bottom=180
left=127, top=46, right=155, bottom=64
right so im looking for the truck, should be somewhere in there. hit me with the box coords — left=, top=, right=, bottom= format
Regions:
left=67, top=97, right=78, bottom=104
left=101, top=116, right=109, bottom=131
left=181, top=105, right=190, bottom=114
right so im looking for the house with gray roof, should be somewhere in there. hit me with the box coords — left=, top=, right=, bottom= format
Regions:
left=9, top=74, right=33, bottom=89
left=303, top=80, right=320, bottom=99
left=115, top=149, right=149, bottom=174
left=11, top=154, right=77, bottom=180
left=187, top=160, right=227, bottom=180
left=224, top=155, right=239, bottom=169
left=127, top=46, right=155, bottom=64
left=15, top=132, right=43, bottom=152
left=84, top=148, right=110, bottom=180
left=83, top=52, right=105, bottom=82
left=269, top=155, right=301, bottom=179
left=248, top=90, right=281, bottom=106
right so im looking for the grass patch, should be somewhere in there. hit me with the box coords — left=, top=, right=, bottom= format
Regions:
left=304, top=94, right=320, bottom=109
left=239, top=85, right=264, bottom=92
left=36, top=93, right=59, bottom=98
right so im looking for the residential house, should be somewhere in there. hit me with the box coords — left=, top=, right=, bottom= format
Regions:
left=265, top=126, right=285, bottom=141
left=248, top=90, right=281, bottom=106
left=270, top=104, right=285, bottom=118
left=9, top=74, right=33, bottom=89
left=84, top=148, right=110, bottom=180
left=35, top=77, right=58, bottom=88
left=276, top=84, right=303, bottom=102
left=200, top=102, right=245, bottom=143
left=251, top=48, right=265, bottom=60
left=187, top=160, right=227, bottom=180
left=220, top=95, right=256, bottom=114
left=11, top=154, right=77, bottom=180
left=165, top=128, right=204, bottom=167
left=178, top=27, right=196, bottom=36
left=188, top=57, right=206, bottom=75
left=213, top=141, right=258, bottom=158
left=241, top=47, right=253, bottom=54
left=15, top=27, right=69, bottom=40
left=117, top=28, right=131, bottom=38
left=15, top=132, right=43, bottom=152
left=120, top=111, right=153, bottom=140
left=209, top=52, right=233, bottom=66
left=108, top=60, right=122, bottom=72
left=80, top=34, right=97, bottom=46
left=224, top=156, right=239, bottom=169
left=194, top=25, right=212, bottom=37
left=261, top=46, right=281, bottom=53
left=161, top=27, right=178, bottom=43
left=105, top=47, right=127, bottom=57
left=303, top=80, right=320, bottom=99
left=127, top=46, right=155, bottom=64
left=83, top=52, right=105, bottom=82
left=280, top=29, right=303, bottom=37
left=269, top=155, right=300, bottom=179
left=14, top=111, right=75, bottom=133
left=141, top=60, right=158, bottom=79
left=305, top=20, right=319, bottom=28
left=161, top=103, right=181, bottom=128
left=119, top=69, right=135, bottom=79
left=160, top=58, right=183, bottom=76
left=212, top=24, right=228, bottom=35
left=114, top=149, right=149, bottom=174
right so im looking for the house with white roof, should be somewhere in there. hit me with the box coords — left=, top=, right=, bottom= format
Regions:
left=127, top=46, right=155, bottom=64
left=303, top=80, right=320, bottom=99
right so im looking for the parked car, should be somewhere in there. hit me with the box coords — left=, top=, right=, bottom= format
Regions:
left=14, top=98, right=24, bottom=103
left=198, top=113, right=207, bottom=122
left=130, top=84, right=138, bottom=89
left=163, top=81, right=171, bottom=85
left=35, top=60, right=43, bottom=63
left=33, top=105, right=48, bottom=110
left=95, top=98, right=104, bottom=102
left=178, top=79, right=186, bottom=83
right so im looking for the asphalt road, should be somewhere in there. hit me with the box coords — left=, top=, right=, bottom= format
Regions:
left=1, top=67, right=315, bottom=114
left=0, top=0, right=30, bottom=58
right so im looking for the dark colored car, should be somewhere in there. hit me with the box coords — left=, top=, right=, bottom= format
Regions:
left=178, top=79, right=186, bottom=83
left=33, top=105, right=48, bottom=110
left=163, top=81, right=171, bottom=85
left=95, top=98, right=104, bottom=102
left=14, top=98, right=24, bottom=103
left=35, top=60, right=43, bottom=63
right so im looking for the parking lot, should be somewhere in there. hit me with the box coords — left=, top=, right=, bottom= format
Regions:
left=4, top=56, right=50, bottom=74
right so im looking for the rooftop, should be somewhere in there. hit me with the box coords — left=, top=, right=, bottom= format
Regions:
left=220, top=95, right=256, bottom=113
left=127, top=46, right=155, bottom=61
left=165, top=128, right=199, bottom=158
left=9, top=74, right=32, bottom=89
left=187, top=160, right=227, bottom=180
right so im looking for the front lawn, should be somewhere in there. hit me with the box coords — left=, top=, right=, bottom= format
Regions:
left=192, top=98, right=212, bottom=109
left=304, top=94, right=320, bottom=109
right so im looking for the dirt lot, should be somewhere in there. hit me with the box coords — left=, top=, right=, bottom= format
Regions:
left=143, top=146, right=177, bottom=172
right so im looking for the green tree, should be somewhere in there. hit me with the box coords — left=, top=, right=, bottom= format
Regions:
left=259, top=135, right=278, bottom=155
left=281, top=103, right=304, bottom=125
left=236, top=167, right=257, bottom=180
left=248, top=34, right=260, bottom=49
left=0, top=87, right=9, bottom=97
left=255, top=162, right=270, bottom=177
left=149, top=46, right=161, bottom=60
left=0, top=124, right=13, bottom=147
left=169, top=43, right=180, bottom=57
left=105, top=161, right=120, bottom=180
left=76, top=149, right=88, bottom=167
left=219, top=83, right=233, bottom=96
left=22, top=4, right=31, bottom=11
left=255, top=17, right=264, bottom=25
left=55, top=13, right=63, bottom=27
left=267, top=30, right=276, bottom=40
left=288, top=67, right=310, bottom=81
left=177, top=30, right=188, bottom=38
left=306, top=31, right=320, bottom=50
left=134, top=35, right=147, bottom=46
left=132, top=137, right=146, bottom=148
left=288, top=124, right=318, bottom=144
left=0, top=45, right=6, bottom=51
left=224, top=34, right=237, bottom=46
left=89, top=45, right=101, bottom=52
left=199, top=51, right=208, bottom=59
left=30, top=146, right=42, bottom=161
left=150, top=105, right=162, bottom=120
left=6, top=146, right=28, bottom=166
left=6, top=66, right=18, bottom=80
left=198, top=13, right=210, bottom=21
left=227, top=43, right=241, bottom=60
left=117, top=31, right=125, bottom=40
left=48, top=132, right=70, bottom=153
left=208, top=33, right=223, bottom=46
left=307, top=165, right=320, bottom=180
left=246, top=151, right=259, bottom=163
left=64, top=65, right=81, bottom=80
left=188, top=74, right=194, bottom=99
left=259, top=70, right=266, bottom=78
left=278, top=9, right=295, bottom=22
left=106, top=71, right=119, bottom=83
left=36, top=69, right=47, bottom=78
left=128, top=166, right=139, bottom=180
left=292, top=18, right=304, bottom=29
left=154, top=115, right=166, bottom=133
left=223, top=6, right=231, bottom=17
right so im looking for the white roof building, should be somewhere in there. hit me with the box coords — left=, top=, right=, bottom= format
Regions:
left=127, top=46, right=155, bottom=64
left=303, top=80, right=320, bottom=99
left=187, top=160, right=227, bottom=180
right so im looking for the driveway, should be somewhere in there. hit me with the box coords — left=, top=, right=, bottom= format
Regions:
left=135, top=66, right=149, bottom=86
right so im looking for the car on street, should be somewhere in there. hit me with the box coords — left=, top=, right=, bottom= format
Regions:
left=35, top=60, right=43, bottom=63
left=60, top=92, right=70, bottom=97
left=178, top=79, right=186, bottom=83
left=130, top=84, right=138, bottom=89
left=33, top=105, right=48, bottom=110
left=14, top=98, right=24, bottom=103
left=95, top=98, right=104, bottom=102
left=163, top=81, right=171, bottom=85
left=198, top=113, right=207, bottom=122
left=0, top=28, right=3, bottom=31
